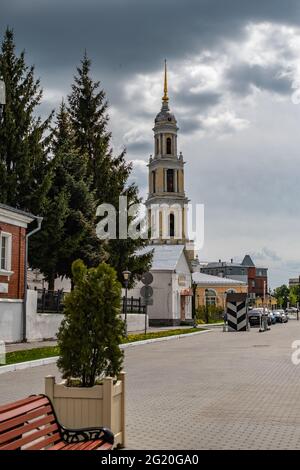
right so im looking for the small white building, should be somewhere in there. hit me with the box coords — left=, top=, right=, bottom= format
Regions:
left=128, top=244, right=192, bottom=326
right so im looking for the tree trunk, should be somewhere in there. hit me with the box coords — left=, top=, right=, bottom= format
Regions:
left=48, top=275, right=55, bottom=291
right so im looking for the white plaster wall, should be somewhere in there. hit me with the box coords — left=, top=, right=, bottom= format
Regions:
left=120, top=313, right=148, bottom=332
left=173, top=251, right=192, bottom=320
left=26, top=290, right=63, bottom=341
left=126, top=272, right=173, bottom=321
left=0, top=299, right=23, bottom=342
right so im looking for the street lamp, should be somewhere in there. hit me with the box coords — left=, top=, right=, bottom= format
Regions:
left=0, top=79, right=6, bottom=122
left=122, top=268, right=131, bottom=336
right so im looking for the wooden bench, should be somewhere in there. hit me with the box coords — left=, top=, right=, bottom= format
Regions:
left=0, top=395, right=114, bottom=450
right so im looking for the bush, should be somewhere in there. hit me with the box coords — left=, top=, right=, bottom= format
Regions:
left=196, top=305, right=224, bottom=324
left=57, top=260, right=125, bottom=387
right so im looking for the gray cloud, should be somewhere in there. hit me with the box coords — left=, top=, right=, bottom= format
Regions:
left=2, top=0, right=300, bottom=287
left=228, top=64, right=292, bottom=96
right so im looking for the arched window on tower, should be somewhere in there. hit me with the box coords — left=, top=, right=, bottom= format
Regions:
left=169, top=213, right=175, bottom=237
left=167, top=169, right=174, bottom=192
left=152, top=170, right=156, bottom=193
left=155, top=137, right=159, bottom=155
left=166, top=137, right=172, bottom=155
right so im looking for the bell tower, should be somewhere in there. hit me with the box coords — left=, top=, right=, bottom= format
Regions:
left=146, top=61, right=191, bottom=248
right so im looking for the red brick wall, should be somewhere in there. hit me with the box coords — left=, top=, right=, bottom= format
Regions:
left=0, top=222, right=26, bottom=299
left=247, top=266, right=256, bottom=294
left=254, top=276, right=268, bottom=297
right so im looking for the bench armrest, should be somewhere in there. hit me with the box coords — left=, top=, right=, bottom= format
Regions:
left=60, top=426, right=114, bottom=445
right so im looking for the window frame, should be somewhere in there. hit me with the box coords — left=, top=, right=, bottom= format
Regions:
left=0, top=231, right=12, bottom=274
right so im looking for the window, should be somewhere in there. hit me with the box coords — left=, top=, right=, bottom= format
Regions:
left=155, top=137, right=159, bottom=155
left=0, top=233, right=12, bottom=272
left=167, top=169, right=174, bottom=192
left=169, top=213, right=175, bottom=237
left=152, top=171, right=156, bottom=193
left=205, top=289, right=217, bottom=306
left=166, top=137, right=172, bottom=155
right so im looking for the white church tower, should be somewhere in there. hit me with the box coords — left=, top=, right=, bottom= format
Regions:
left=146, top=61, right=195, bottom=261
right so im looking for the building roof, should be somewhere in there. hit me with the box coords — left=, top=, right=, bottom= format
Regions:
left=241, top=255, right=255, bottom=267
left=137, top=244, right=186, bottom=271
left=192, top=272, right=247, bottom=286
left=0, top=203, right=36, bottom=221
left=204, top=262, right=242, bottom=269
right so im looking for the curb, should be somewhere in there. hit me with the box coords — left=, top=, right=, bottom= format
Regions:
left=0, top=329, right=211, bottom=375
left=120, top=329, right=211, bottom=349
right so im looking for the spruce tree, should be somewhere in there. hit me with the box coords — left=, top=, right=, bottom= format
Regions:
left=29, top=102, right=104, bottom=289
left=68, top=54, right=152, bottom=284
left=0, top=28, right=52, bottom=214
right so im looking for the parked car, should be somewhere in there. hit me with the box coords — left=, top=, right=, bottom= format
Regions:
left=268, top=310, right=277, bottom=325
left=273, top=309, right=288, bottom=323
left=285, top=307, right=297, bottom=318
left=248, top=308, right=272, bottom=327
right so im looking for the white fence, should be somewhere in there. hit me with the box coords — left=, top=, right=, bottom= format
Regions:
left=0, top=290, right=148, bottom=343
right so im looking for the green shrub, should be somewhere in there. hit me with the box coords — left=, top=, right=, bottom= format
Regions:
left=196, top=305, right=224, bottom=324
left=57, top=260, right=125, bottom=387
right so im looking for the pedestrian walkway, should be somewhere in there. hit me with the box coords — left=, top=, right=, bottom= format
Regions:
left=1, top=322, right=299, bottom=449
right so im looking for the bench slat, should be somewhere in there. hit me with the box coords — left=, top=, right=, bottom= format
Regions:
left=25, top=433, right=61, bottom=451
left=0, top=396, right=41, bottom=414
left=0, top=397, right=49, bottom=424
left=48, top=441, right=67, bottom=450
left=0, top=405, right=53, bottom=433
left=0, top=423, right=58, bottom=450
left=0, top=413, right=56, bottom=444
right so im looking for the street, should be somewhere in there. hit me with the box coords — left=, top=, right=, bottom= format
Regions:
left=1, top=322, right=300, bottom=449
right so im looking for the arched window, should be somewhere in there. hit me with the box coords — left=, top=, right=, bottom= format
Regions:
left=226, top=289, right=237, bottom=294
left=155, top=137, right=159, bottom=155
left=167, top=169, right=174, bottom=192
left=205, top=289, right=217, bottom=306
left=166, top=137, right=172, bottom=154
left=152, top=171, right=156, bottom=193
left=169, top=213, right=175, bottom=237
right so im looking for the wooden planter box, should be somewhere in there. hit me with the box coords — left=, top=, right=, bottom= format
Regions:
left=45, top=372, right=126, bottom=447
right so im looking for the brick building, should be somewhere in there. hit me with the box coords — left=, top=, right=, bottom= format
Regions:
left=0, top=204, right=36, bottom=299
left=201, top=254, right=268, bottom=301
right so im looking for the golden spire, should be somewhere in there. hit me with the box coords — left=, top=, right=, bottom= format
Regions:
left=162, top=59, right=169, bottom=103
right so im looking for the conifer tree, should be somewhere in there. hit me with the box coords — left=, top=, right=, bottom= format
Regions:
left=0, top=28, right=52, bottom=214
left=29, top=102, right=104, bottom=289
left=57, top=260, right=124, bottom=387
left=68, top=54, right=152, bottom=284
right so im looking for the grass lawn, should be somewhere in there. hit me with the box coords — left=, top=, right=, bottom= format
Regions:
left=2, top=327, right=205, bottom=367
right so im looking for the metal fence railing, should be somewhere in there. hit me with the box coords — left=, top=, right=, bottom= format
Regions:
left=122, top=296, right=146, bottom=314
left=37, top=289, right=65, bottom=314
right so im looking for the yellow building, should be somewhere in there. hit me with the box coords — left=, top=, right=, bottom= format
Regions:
left=255, top=295, right=277, bottom=309
left=192, top=272, right=248, bottom=309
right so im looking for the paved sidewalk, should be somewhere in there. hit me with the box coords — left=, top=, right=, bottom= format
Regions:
left=5, top=326, right=195, bottom=353
left=0, top=322, right=300, bottom=449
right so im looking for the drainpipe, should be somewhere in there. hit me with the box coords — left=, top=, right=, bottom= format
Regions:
left=22, top=216, right=43, bottom=342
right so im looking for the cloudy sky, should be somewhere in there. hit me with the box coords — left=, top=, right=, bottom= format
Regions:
left=2, top=0, right=300, bottom=287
